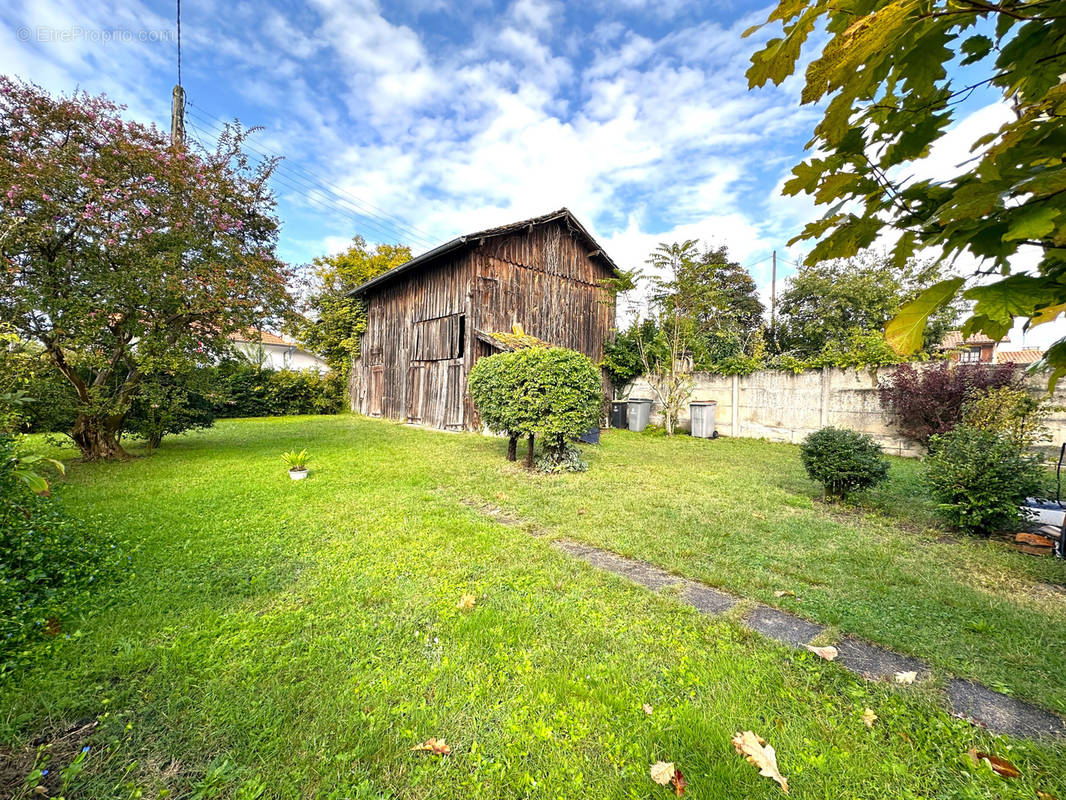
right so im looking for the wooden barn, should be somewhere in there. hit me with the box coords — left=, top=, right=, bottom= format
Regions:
left=348, top=208, right=620, bottom=431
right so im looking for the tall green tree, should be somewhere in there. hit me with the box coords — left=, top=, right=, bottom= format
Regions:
left=687, top=246, right=765, bottom=338
left=287, top=236, right=410, bottom=377
left=0, top=77, right=290, bottom=459
left=746, top=1, right=1066, bottom=382
left=775, top=253, right=960, bottom=358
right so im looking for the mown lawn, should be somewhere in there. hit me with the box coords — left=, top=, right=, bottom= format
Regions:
left=2, top=415, right=1065, bottom=799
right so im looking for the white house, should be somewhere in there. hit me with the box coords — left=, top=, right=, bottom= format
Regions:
left=228, top=329, right=328, bottom=373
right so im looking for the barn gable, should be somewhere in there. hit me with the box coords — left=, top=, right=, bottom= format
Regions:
left=349, top=209, right=618, bottom=431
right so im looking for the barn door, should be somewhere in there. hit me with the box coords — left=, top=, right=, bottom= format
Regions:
left=445, top=363, right=464, bottom=428
left=369, top=365, right=384, bottom=416
left=406, top=365, right=425, bottom=422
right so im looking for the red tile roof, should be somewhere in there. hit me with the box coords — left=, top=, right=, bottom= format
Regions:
left=939, top=330, right=997, bottom=349
left=994, top=349, right=1044, bottom=365
left=228, top=328, right=289, bottom=346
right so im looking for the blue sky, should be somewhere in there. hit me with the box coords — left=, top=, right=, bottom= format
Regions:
left=1, top=0, right=1054, bottom=347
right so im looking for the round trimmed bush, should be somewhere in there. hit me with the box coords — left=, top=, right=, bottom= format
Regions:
left=469, top=346, right=602, bottom=468
left=925, top=425, right=1046, bottom=535
left=800, top=426, right=889, bottom=501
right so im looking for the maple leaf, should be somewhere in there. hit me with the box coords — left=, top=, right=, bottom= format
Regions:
left=642, top=703, right=654, bottom=716
left=805, top=645, right=838, bottom=661
left=732, top=731, right=789, bottom=793
left=966, top=749, right=1021, bottom=778
left=893, top=671, right=917, bottom=685
left=862, top=708, right=878, bottom=728
left=671, top=767, right=687, bottom=796
left=411, top=737, right=451, bottom=756
left=650, top=761, right=676, bottom=786
left=457, top=593, right=477, bottom=611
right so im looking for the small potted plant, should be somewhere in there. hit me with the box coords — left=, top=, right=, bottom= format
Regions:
left=282, top=448, right=311, bottom=480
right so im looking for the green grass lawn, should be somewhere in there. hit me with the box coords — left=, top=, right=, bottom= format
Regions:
left=3, top=415, right=1065, bottom=799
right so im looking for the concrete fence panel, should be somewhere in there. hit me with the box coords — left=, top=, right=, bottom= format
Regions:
left=625, top=365, right=1066, bottom=457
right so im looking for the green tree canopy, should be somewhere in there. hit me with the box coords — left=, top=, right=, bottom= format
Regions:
left=776, top=253, right=960, bottom=358
left=287, top=236, right=410, bottom=376
left=0, top=77, right=290, bottom=459
left=746, top=0, right=1066, bottom=383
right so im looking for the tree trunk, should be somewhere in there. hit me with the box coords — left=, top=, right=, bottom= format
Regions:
left=525, top=434, right=535, bottom=469
left=71, top=413, right=129, bottom=460
left=507, top=435, right=517, bottom=462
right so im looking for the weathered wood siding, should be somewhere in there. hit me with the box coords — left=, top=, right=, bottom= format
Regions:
left=351, top=219, right=615, bottom=431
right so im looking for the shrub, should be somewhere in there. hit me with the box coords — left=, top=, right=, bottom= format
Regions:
left=469, top=346, right=602, bottom=469
left=961, top=385, right=1051, bottom=450
left=535, top=443, right=589, bottom=474
left=125, top=368, right=216, bottom=450
left=800, top=426, right=889, bottom=501
left=879, top=361, right=1018, bottom=445
left=0, top=433, right=126, bottom=674
left=925, top=425, right=1046, bottom=535
left=211, top=364, right=344, bottom=418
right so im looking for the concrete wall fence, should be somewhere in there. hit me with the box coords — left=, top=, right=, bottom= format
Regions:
left=625, top=366, right=1066, bottom=457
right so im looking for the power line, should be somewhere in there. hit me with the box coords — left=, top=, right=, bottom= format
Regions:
left=183, top=118, right=434, bottom=249
left=185, top=112, right=438, bottom=249
left=185, top=101, right=440, bottom=247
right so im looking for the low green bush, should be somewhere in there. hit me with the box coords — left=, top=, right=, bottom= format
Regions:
left=212, top=364, right=344, bottom=418
left=925, top=425, right=1046, bottom=535
left=961, top=385, right=1051, bottom=450
left=535, top=443, right=589, bottom=473
left=800, top=426, right=889, bottom=501
left=0, top=433, right=127, bottom=674
left=125, top=368, right=217, bottom=450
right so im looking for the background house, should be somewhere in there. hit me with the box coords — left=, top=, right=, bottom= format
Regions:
left=348, top=208, right=619, bottom=431
left=228, top=329, right=328, bottom=373
left=939, top=330, right=1043, bottom=366
left=939, top=330, right=997, bottom=363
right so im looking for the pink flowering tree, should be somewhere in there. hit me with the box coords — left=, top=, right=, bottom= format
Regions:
left=0, top=76, right=291, bottom=459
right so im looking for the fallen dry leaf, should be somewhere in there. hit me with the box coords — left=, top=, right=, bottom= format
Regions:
left=773, top=590, right=795, bottom=598
left=457, top=593, right=477, bottom=611
left=650, top=761, right=676, bottom=786
left=893, top=670, right=917, bottom=685
left=732, top=730, right=789, bottom=793
left=1037, top=791, right=1058, bottom=800
left=642, top=703, right=654, bottom=716
left=862, top=708, right=878, bottom=728
left=966, top=748, right=1021, bottom=778
left=805, top=645, right=838, bottom=661
left=411, top=737, right=451, bottom=756
left=671, top=767, right=687, bottom=796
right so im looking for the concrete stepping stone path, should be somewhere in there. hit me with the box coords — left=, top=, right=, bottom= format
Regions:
left=552, top=538, right=1066, bottom=740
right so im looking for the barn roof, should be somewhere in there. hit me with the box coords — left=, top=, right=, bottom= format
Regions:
left=348, top=207, right=621, bottom=296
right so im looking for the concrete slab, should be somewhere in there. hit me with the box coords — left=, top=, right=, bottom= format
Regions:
left=680, top=582, right=737, bottom=615
left=743, top=605, right=825, bottom=647
left=947, top=679, right=1066, bottom=738
left=552, top=540, right=681, bottom=590
left=549, top=537, right=1066, bottom=741
left=834, top=637, right=928, bottom=681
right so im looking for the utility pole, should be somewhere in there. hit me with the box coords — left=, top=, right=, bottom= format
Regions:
left=171, top=85, right=185, bottom=145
